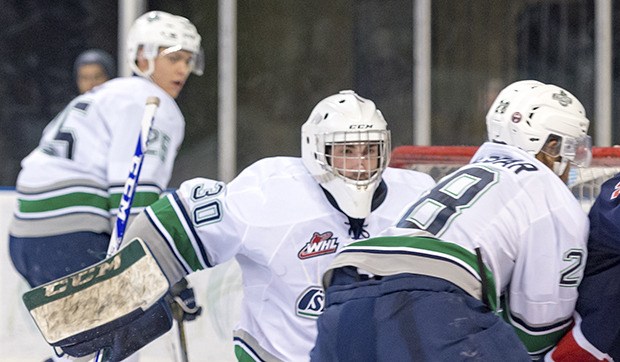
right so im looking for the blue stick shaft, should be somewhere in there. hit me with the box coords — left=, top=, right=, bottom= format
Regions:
left=111, top=138, right=146, bottom=248
left=95, top=96, right=160, bottom=362
left=106, top=97, right=160, bottom=256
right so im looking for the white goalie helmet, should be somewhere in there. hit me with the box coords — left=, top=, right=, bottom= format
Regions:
left=127, top=11, right=204, bottom=78
left=301, top=90, right=391, bottom=219
left=486, top=80, right=592, bottom=176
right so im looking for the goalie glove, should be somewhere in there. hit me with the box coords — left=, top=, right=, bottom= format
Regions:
left=22, top=238, right=174, bottom=361
left=168, top=278, right=203, bottom=322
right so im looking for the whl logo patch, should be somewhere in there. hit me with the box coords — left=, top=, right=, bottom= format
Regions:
left=298, top=232, right=339, bottom=259
left=296, top=286, right=325, bottom=319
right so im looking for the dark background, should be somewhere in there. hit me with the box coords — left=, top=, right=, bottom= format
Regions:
left=0, top=0, right=614, bottom=187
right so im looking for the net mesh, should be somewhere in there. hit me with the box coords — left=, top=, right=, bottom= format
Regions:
left=389, top=145, right=620, bottom=212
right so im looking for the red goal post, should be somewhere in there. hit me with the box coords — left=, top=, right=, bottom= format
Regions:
left=389, top=145, right=620, bottom=211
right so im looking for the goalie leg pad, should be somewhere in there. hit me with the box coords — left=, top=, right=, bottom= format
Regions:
left=23, top=237, right=172, bottom=360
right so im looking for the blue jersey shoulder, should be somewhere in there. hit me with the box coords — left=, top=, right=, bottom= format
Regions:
left=588, top=173, right=620, bottom=251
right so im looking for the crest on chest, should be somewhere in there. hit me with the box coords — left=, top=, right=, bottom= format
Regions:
left=296, top=286, right=325, bottom=319
left=297, top=231, right=339, bottom=259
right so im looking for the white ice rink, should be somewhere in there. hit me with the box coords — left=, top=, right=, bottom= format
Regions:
left=0, top=190, right=240, bottom=362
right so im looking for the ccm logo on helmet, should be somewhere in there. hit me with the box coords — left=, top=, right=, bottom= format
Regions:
left=349, top=125, right=374, bottom=129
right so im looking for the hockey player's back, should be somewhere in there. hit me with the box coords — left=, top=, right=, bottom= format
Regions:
left=313, top=81, right=592, bottom=361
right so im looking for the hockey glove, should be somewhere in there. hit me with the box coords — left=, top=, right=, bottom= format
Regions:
left=168, top=278, right=203, bottom=322
left=22, top=238, right=174, bottom=361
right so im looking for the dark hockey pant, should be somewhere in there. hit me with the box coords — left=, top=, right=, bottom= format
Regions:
left=311, top=270, right=530, bottom=362
left=9, top=231, right=110, bottom=287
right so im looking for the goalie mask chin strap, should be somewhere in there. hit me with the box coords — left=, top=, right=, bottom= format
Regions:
left=320, top=180, right=388, bottom=239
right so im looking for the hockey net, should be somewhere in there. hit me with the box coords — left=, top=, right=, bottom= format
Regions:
left=389, top=145, right=620, bottom=212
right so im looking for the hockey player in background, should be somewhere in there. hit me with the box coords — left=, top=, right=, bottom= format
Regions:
left=311, top=81, right=593, bottom=361
left=23, top=90, right=436, bottom=361
left=8, top=10, right=204, bottom=361
left=547, top=179, right=620, bottom=360
left=73, top=48, right=117, bottom=94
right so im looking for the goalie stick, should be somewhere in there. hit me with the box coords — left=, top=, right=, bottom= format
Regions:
left=94, top=96, right=160, bottom=362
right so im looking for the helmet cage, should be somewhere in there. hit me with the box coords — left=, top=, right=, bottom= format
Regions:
left=313, top=130, right=391, bottom=188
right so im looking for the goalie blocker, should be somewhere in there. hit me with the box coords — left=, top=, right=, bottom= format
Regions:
left=23, top=238, right=177, bottom=361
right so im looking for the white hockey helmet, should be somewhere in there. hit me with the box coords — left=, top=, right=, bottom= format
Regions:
left=486, top=80, right=592, bottom=176
left=301, top=90, right=391, bottom=219
left=127, top=11, right=204, bottom=78
left=486, top=80, right=544, bottom=142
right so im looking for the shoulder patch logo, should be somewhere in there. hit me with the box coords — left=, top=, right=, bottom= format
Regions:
left=296, top=286, right=325, bottom=319
left=298, top=232, right=339, bottom=259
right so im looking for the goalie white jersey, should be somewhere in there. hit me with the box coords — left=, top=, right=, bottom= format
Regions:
left=10, top=76, right=184, bottom=237
left=123, top=156, right=435, bottom=361
left=378, top=141, right=589, bottom=355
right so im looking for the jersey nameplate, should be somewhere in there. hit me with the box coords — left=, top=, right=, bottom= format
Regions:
left=474, top=155, right=538, bottom=174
